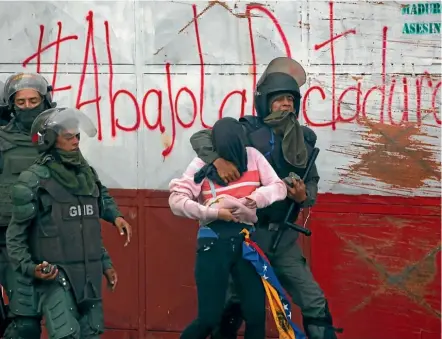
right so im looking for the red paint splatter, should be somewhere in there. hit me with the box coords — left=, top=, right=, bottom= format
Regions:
left=340, top=122, right=441, bottom=190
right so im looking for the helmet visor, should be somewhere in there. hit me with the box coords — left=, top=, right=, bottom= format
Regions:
left=257, top=57, right=307, bottom=88
left=4, top=73, right=48, bottom=101
left=31, top=107, right=97, bottom=138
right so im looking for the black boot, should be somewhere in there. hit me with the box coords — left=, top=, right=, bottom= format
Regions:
left=210, top=302, right=243, bottom=339
left=302, top=300, right=343, bottom=339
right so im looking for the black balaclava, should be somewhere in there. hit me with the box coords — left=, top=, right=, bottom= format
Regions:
left=14, top=101, right=46, bottom=132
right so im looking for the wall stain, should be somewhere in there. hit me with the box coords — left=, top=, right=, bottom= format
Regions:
left=383, top=215, right=413, bottom=229
left=401, top=248, right=440, bottom=301
left=298, top=20, right=311, bottom=29
left=339, top=234, right=441, bottom=318
left=161, top=134, right=173, bottom=150
left=337, top=121, right=441, bottom=191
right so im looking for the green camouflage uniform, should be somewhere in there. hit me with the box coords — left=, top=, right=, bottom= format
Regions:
left=5, top=158, right=122, bottom=339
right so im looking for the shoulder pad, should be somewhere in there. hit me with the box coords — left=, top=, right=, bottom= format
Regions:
left=11, top=183, right=36, bottom=205
left=11, top=201, right=37, bottom=223
left=302, top=126, right=317, bottom=147
left=16, top=165, right=50, bottom=189
left=12, top=203, right=37, bottom=223
left=10, top=182, right=37, bottom=222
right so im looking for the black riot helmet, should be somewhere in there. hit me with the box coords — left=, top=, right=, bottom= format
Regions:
left=31, top=107, right=97, bottom=153
left=254, top=57, right=307, bottom=119
left=3, top=72, right=56, bottom=110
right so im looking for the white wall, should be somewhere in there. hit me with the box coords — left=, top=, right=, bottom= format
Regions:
left=0, top=0, right=440, bottom=195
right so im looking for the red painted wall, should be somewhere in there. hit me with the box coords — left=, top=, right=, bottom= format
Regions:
left=309, top=194, right=441, bottom=339
left=38, top=191, right=441, bottom=339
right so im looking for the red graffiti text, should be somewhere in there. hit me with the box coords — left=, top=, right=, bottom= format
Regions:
left=21, top=2, right=441, bottom=157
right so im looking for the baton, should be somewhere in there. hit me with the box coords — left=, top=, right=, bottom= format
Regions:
left=270, top=147, right=320, bottom=253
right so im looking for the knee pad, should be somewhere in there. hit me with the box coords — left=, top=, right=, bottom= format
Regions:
left=6, top=272, right=40, bottom=317
left=43, top=288, right=81, bottom=339
left=303, top=300, right=343, bottom=339
left=4, top=317, right=41, bottom=339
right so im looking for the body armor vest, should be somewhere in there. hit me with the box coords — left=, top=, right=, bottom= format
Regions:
left=29, top=176, right=103, bottom=307
left=0, top=130, right=39, bottom=227
left=239, top=116, right=316, bottom=224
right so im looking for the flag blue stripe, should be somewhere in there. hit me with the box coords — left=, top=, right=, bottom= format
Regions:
left=243, top=243, right=306, bottom=339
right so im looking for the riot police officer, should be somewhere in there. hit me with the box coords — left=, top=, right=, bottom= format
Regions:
left=0, top=74, right=131, bottom=338
left=0, top=72, right=57, bottom=337
left=6, top=107, right=128, bottom=338
left=189, top=57, right=341, bottom=339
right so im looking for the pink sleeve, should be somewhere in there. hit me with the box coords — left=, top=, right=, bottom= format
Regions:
left=168, top=158, right=219, bottom=223
left=248, top=148, right=287, bottom=208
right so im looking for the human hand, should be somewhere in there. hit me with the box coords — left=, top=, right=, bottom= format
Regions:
left=213, top=158, right=240, bottom=184
left=104, top=267, right=118, bottom=291
left=34, top=261, right=58, bottom=280
left=218, top=208, right=239, bottom=222
left=243, top=197, right=257, bottom=209
left=286, top=179, right=307, bottom=203
left=114, top=217, right=132, bottom=247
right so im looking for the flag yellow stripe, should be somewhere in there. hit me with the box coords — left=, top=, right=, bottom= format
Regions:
left=262, top=279, right=296, bottom=339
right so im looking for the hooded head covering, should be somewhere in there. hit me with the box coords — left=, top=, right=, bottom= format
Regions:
left=194, top=117, right=248, bottom=186
left=212, top=117, right=248, bottom=175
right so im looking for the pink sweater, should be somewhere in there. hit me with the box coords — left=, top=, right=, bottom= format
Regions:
left=168, top=147, right=287, bottom=226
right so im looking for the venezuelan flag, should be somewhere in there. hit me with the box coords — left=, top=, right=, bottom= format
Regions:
left=241, top=229, right=305, bottom=339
